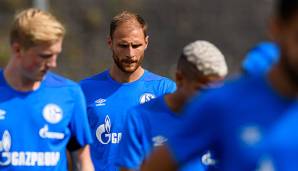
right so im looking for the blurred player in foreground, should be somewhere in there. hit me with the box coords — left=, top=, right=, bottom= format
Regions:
left=141, top=0, right=298, bottom=170
left=116, top=40, right=227, bottom=171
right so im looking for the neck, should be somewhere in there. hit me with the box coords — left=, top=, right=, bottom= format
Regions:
left=164, top=91, right=190, bottom=113
left=109, top=64, right=144, bottom=83
left=4, top=61, right=40, bottom=91
left=268, top=63, right=298, bottom=98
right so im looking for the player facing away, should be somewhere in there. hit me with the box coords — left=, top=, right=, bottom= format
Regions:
left=141, top=0, right=298, bottom=170
left=115, top=40, right=228, bottom=171
left=0, top=8, right=94, bottom=171
left=80, top=11, right=176, bottom=171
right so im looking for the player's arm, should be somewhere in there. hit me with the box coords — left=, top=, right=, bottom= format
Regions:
left=141, top=145, right=178, bottom=171
left=76, top=145, right=94, bottom=171
left=68, top=85, right=94, bottom=171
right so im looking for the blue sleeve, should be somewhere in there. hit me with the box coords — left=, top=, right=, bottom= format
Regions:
left=167, top=93, right=220, bottom=166
left=243, top=51, right=268, bottom=74
left=115, top=107, right=151, bottom=169
left=160, top=78, right=176, bottom=94
left=68, top=85, right=93, bottom=148
left=242, top=42, right=279, bottom=75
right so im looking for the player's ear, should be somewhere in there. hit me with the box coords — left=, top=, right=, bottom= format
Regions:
left=144, top=35, right=149, bottom=50
left=11, top=42, right=22, bottom=58
left=107, top=36, right=112, bottom=49
left=175, top=70, right=183, bottom=87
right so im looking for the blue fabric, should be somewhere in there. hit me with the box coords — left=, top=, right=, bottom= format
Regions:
left=0, top=70, right=93, bottom=171
left=168, top=75, right=297, bottom=171
left=242, top=42, right=279, bottom=75
left=266, top=104, right=298, bottom=171
left=115, top=96, right=205, bottom=171
left=80, top=70, right=176, bottom=171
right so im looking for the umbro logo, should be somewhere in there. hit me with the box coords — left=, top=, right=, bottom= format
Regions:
left=0, top=109, right=6, bottom=120
left=95, top=98, right=106, bottom=106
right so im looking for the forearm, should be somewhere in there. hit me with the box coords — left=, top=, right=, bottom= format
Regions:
left=77, top=145, right=94, bottom=171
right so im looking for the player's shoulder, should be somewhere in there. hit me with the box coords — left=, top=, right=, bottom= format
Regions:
left=43, top=72, right=79, bottom=88
left=142, top=70, right=174, bottom=83
left=80, top=70, right=109, bottom=85
left=80, top=70, right=109, bottom=83
left=193, top=74, right=265, bottom=105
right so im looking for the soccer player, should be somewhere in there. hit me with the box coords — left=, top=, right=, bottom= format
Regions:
left=116, top=40, right=228, bottom=171
left=242, top=41, right=279, bottom=75
left=0, top=8, right=94, bottom=171
left=141, top=0, right=298, bottom=170
left=80, top=11, right=176, bottom=171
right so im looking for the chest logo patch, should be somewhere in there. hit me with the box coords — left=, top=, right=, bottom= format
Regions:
left=140, top=93, right=155, bottom=104
left=43, top=104, right=63, bottom=124
left=96, top=115, right=122, bottom=144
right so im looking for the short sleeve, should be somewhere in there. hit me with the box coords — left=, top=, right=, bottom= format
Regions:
left=68, top=85, right=93, bottom=150
left=160, top=78, right=177, bottom=94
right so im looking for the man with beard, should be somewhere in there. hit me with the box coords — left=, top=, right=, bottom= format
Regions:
left=140, top=0, right=298, bottom=170
left=80, top=11, right=176, bottom=171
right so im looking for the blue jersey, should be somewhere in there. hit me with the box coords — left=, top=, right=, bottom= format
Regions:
left=242, top=42, right=279, bottom=75
left=115, top=95, right=205, bottom=171
left=80, top=70, right=176, bottom=171
left=168, top=75, right=297, bottom=171
left=265, top=104, right=298, bottom=171
left=0, top=71, right=92, bottom=171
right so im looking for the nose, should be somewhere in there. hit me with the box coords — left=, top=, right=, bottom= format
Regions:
left=46, top=56, right=57, bottom=69
left=126, top=45, right=135, bottom=58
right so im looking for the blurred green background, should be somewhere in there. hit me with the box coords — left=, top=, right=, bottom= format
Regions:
left=0, top=0, right=274, bottom=81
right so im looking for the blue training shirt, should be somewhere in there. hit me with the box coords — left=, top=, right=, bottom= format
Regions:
left=265, top=103, right=298, bottom=171
left=116, top=95, right=205, bottom=171
left=0, top=70, right=93, bottom=171
left=80, top=69, right=176, bottom=171
left=168, top=75, right=297, bottom=171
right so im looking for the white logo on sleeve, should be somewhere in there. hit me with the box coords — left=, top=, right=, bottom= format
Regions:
left=43, top=104, right=63, bottom=124
left=95, top=98, right=106, bottom=106
left=0, top=109, right=6, bottom=120
left=152, top=135, right=168, bottom=147
left=140, top=93, right=155, bottom=104
left=201, top=151, right=216, bottom=166
left=96, top=115, right=122, bottom=144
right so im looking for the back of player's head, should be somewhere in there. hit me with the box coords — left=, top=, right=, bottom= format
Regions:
left=276, top=0, right=298, bottom=21
left=10, top=8, right=65, bottom=50
left=110, top=10, right=148, bottom=39
left=177, top=40, right=228, bottom=80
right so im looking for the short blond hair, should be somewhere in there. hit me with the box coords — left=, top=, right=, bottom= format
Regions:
left=10, top=8, right=65, bottom=49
